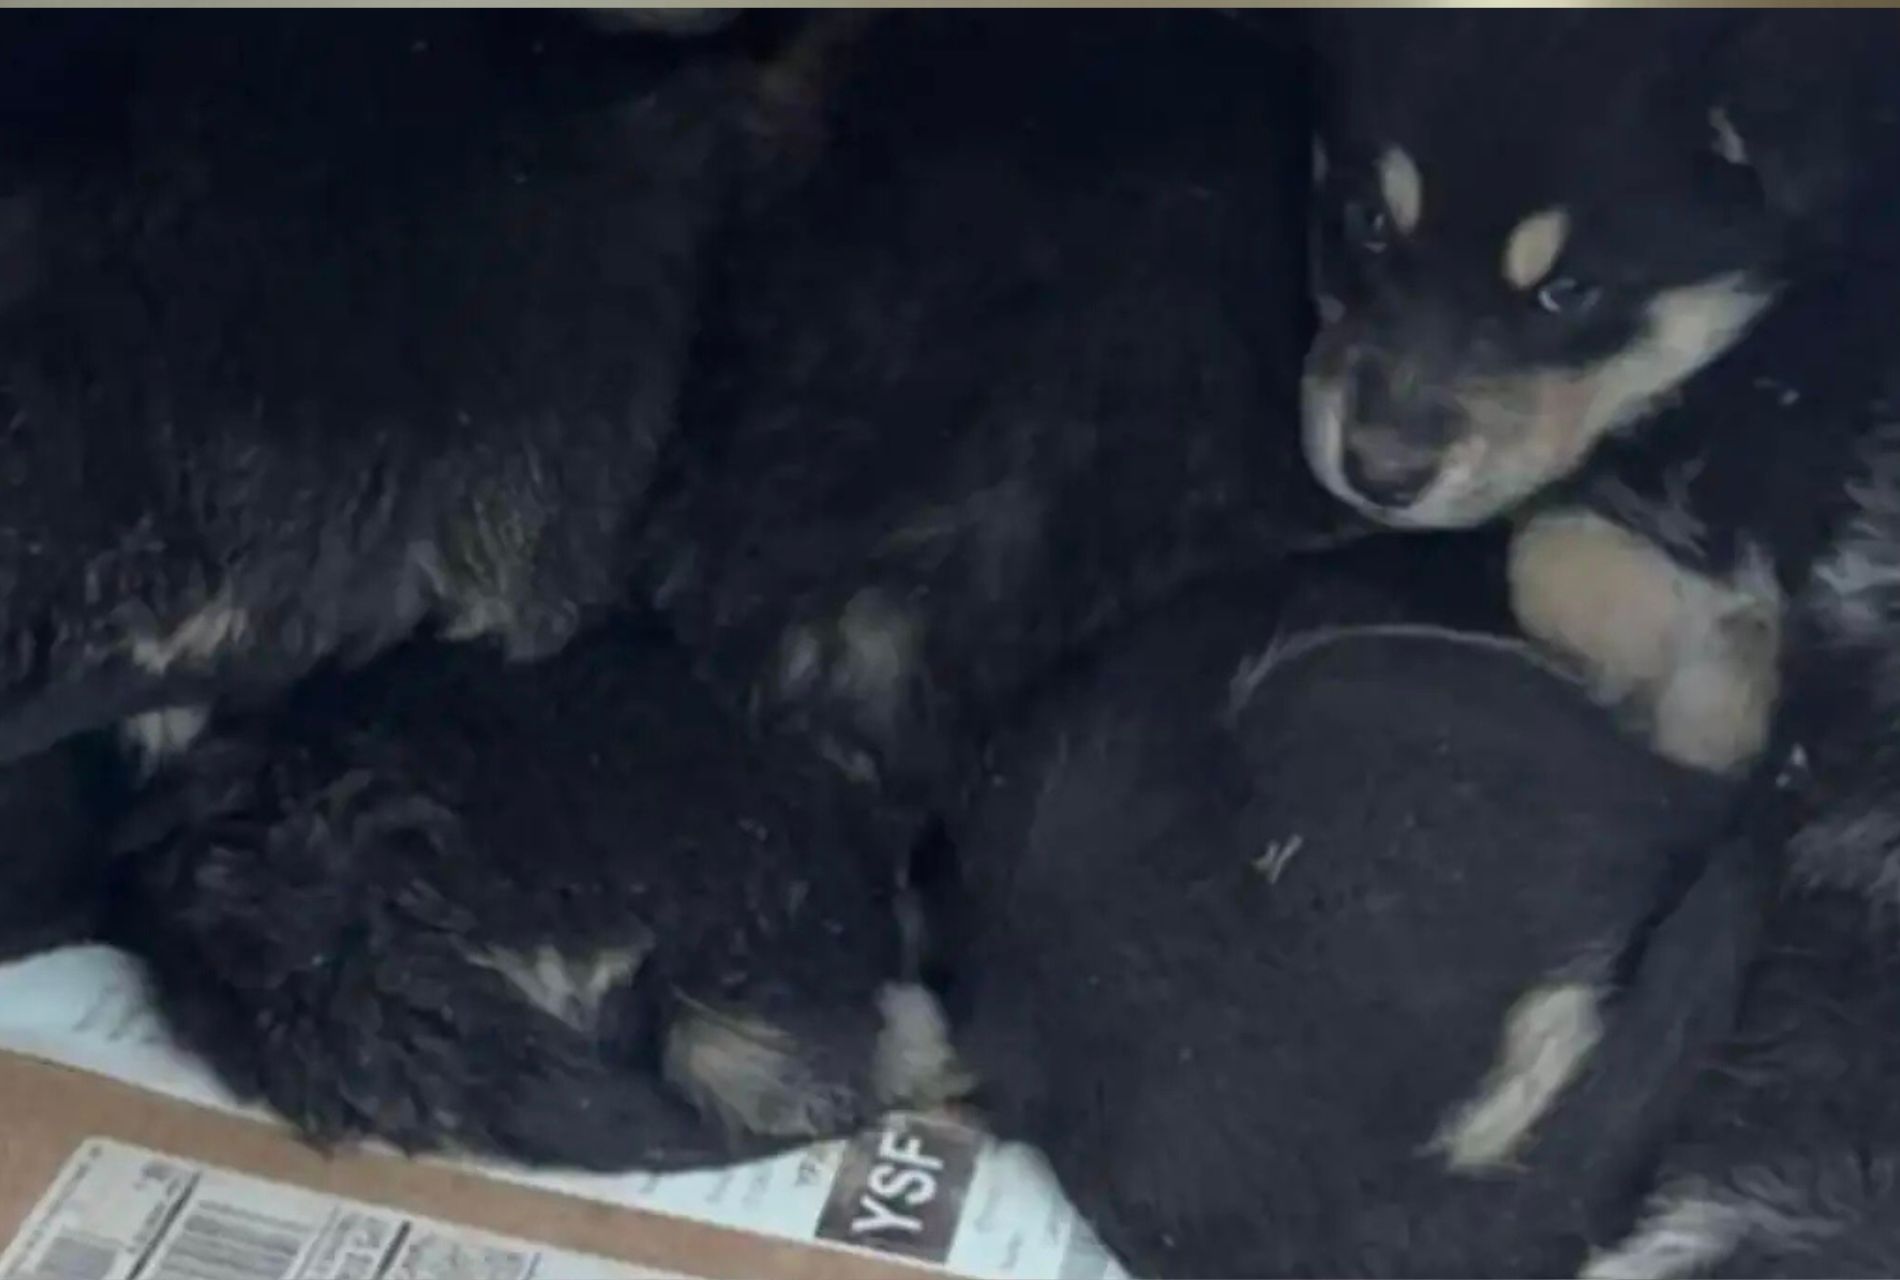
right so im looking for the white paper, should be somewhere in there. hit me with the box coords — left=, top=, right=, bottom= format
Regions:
left=0, top=946, right=1125, bottom=1280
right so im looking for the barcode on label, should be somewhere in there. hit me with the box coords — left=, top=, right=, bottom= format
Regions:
left=15, top=1235, right=120, bottom=1280
left=141, top=1201, right=311, bottom=1280
left=2, top=1141, right=688, bottom=1280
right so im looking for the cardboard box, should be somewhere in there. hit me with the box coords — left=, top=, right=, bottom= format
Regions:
left=0, top=948, right=1123, bottom=1280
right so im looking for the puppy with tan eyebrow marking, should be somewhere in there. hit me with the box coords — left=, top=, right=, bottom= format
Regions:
left=1309, top=17, right=1900, bottom=1274
left=1305, top=10, right=1899, bottom=775
left=1304, top=11, right=1844, bottom=533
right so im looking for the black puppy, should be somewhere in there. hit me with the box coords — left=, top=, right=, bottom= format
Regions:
left=1302, top=11, right=1900, bottom=774
left=0, top=10, right=756, bottom=767
left=1293, top=17, right=1900, bottom=1272
left=642, top=10, right=1343, bottom=818
left=1302, top=11, right=1871, bottom=529
left=936, top=567, right=1761, bottom=1276
left=105, top=610, right=951, bottom=1170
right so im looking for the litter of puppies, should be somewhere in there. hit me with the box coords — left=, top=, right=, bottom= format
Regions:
left=1, top=9, right=1898, bottom=1278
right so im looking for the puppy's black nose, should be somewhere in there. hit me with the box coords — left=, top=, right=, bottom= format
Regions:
left=1342, top=428, right=1440, bottom=509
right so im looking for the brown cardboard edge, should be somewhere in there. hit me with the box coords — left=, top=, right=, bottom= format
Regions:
left=0, top=1051, right=936, bottom=1280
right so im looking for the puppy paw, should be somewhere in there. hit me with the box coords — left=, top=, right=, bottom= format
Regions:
left=1651, top=589, right=1781, bottom=773
left=663, top=1001, right=867, bottom=1140
left=1508, top=509, right=1781, bottom=773
left=872, top=982, right=975, bottom=1110
left=1508, top=509, right=1681, bottom=705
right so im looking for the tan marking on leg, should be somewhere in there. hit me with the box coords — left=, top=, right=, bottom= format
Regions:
left=1509, top=510, right=1683, bottom=702
left=1432, top=981, right=1602, bottom=1173
left=1509, top=510, right=1780, bottom=772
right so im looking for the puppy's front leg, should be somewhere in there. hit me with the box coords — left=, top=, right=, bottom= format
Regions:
left=1508, top=507, right=1781, bottom=774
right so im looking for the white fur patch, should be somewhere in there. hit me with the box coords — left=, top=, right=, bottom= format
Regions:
left=1811, top=422, right=1900, bottom=643
left=476, top=942, right=649, bottom=1033
left=1582, top=1177, right=1839, bottom=1280
left=1708, top=106, right=1749, bottom=167
left=130, top=597, right=250, bottom=675
left=663, top=1001, right=854, bottom=1138
left=832, top=590, right=920, bottom=732
left=872, top=982, right=969, bottom=1107
left=1503, top=208, right=1570, bottom=291
left=777, top=624, right=824, bottom=699
left=1815, top=538, right=1900, bottom=643
left=1582, top=1198, right=1751, bottom=1280
left=1252, top=834, right=1305, bottom=882
left=1433, top=981, right=1602, bottom=1172
left=1301, top=370, right=1355, bottom=510
left=120, top=705, right=209, bottom=775
left=1378, top=145, right=1423, bottom=234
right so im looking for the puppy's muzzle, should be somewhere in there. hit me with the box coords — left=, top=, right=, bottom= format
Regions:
left=1337, top=360, right=1461, bottom=511
left=1341, top=425, right=1448, bottom=512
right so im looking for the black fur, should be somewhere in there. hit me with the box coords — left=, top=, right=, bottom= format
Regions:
left=0, top=10, right=746, bottom=764
left=937, top=568, right=1756, bottom=1277
left=1584, top=883, right=1900, bottom=1280
left=640, top=10, right=1344, bottom=817
left=104, top=610, right=905, bottom=1171
left=1554, top=43, right=1900, bottom=625
left=0, top=731, right=125, bottom=961
left=1583, top=399, right=1900, bottom=1280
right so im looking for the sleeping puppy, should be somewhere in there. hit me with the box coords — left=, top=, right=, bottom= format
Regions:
left=1301, top=10, right=1900, bottom=773
left=103, top=610, right=950, bottom=1170
left=934, top=563, right=1766, bottom=1277
left=640, top=9, right=1343, bottom=818
left=0, top=9, right=754, bottom=769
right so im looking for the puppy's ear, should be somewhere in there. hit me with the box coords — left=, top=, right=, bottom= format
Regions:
left=1705, top=96, right=1845, bottom=230
left=1701, top=12, right=1880, bottom=230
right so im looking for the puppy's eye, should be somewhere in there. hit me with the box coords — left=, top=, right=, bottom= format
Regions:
left=1535, top=276, right=1600, bottom=316
left=1341, top=198, right=1389, bottom=254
